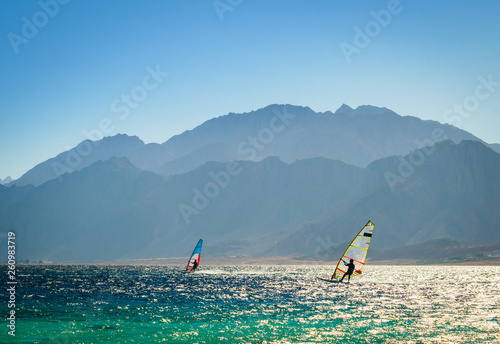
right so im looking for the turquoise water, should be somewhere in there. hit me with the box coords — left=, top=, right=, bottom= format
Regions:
left=4, top=265, right=500, bottom=343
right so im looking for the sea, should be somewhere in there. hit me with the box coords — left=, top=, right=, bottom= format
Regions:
left=4, top=265, right=500, bottom=343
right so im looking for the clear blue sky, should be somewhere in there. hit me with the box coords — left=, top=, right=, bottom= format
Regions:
left=1, top=0, right=499, bottom=179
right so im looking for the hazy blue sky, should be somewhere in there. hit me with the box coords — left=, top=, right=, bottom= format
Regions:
left=1, top=0, right=499, bottom=179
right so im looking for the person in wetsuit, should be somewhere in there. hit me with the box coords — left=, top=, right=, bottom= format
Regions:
left=191, top=258, right=199, bottom=272
left=340, top=258, right=355, bottom=283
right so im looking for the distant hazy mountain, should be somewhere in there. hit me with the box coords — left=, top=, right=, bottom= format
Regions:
left=9, top=104, right=485, bottom=186
left=1, top=156, right=359, bottom=261
left=297, top=237, right=500, bottom=262
left=1, top=140, right=499, bottom=262
left=9, top=135, right=156, bottom=187
left=368, top=238, right=500, bottom=262
left=158, top=142, right=240, bottom=177
left=0, top=176, right=12, bottom=185
left=157, top=103, right=484, bottom=174
left=491, top=143, right=500, bottom=153
left=279, top=140, right=500, bottom=255
left=1, top=157, right=163, bottom=261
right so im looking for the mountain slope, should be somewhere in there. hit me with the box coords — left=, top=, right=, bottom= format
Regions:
left=10, top=104, right=485, bottom=186
left=279, top=140, right=500, bottom=255
left=491, top=143, right=500, bottom=153
left=9, top=135, right=151, bottom=187
left=0, top=176, right=12, bottom=185
left=368, top=238, right=500, bottom=262
left=159, top=104, right=483, bottom=170
left=158, top=142, right=240, bottom=177
left=1, top=140, right=499, bottom=262
left=1, top=157, right=168, bottom=261
left=1, top=156, right=364, bottom=261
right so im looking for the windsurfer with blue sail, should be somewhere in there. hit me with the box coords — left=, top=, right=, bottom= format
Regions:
left=185, top=239, right=203, bottom=273
left=191, top=258, right=199, bottom=272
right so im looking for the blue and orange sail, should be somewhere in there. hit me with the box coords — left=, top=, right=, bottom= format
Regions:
left=185, top=239, right=203, bottom=272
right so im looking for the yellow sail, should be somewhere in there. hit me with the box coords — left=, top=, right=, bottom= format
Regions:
left=332, top=221, right=375, bottom=280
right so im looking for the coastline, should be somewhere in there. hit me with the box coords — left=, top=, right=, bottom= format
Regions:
left=24, top=256, right=500, bottom=266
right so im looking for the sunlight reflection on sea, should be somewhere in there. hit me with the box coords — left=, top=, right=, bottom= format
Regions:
left=10, top=265, right=500, bottom=343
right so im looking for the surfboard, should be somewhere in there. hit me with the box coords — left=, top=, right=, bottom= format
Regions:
left=316, top=277, right=341, bottom=283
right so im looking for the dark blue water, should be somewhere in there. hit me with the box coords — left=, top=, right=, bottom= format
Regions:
left=3, top=265, right=500, bottom=343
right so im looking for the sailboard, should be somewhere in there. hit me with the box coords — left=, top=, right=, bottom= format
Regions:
left=185, top=239, right=203, bottom=273
left=321, top=220, right=375, bottom=283
left=316, top=277, right=341, bottom=283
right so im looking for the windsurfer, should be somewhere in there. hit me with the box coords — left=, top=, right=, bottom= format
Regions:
left=340, top=259, right=355, bottom=283
left=191, top=258, right=198, bottom=272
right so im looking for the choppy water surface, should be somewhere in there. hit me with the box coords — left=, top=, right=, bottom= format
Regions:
left=6, top=265, right=500, bottom=343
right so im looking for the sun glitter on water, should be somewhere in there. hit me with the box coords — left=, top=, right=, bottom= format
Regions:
left=9, top=265, right=500, bottom=344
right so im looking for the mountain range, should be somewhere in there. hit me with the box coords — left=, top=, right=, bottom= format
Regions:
left=9, top=104, right=488, bottom=187
left=368, top=238, right=500, bottom=263
left=2, top=104, right=499, bottom=262
left=1, top=139, right=499, bottom=261
left=0, top=176, right=12, bottom=185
